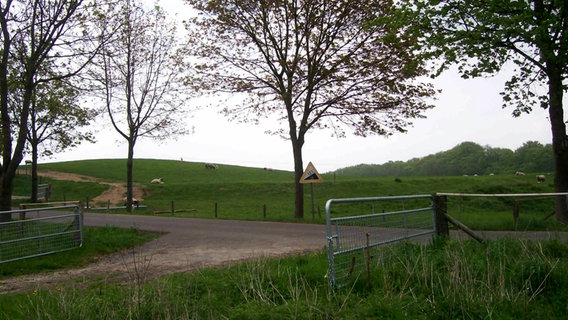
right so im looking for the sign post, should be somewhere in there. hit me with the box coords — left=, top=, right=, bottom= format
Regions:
left=299, top=162, right=323, bottom=219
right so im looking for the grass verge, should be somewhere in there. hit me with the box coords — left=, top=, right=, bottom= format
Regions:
left=0, top=226, right=161, bottom=278
left=1, top=238, right=567, bottom=319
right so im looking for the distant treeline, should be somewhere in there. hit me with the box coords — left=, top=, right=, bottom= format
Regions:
left=335, top=141, right=553, bottom=177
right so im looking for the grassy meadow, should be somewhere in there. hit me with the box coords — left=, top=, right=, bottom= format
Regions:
left=14, top=158, right=564, bottom=230
left=2, top=159, right=567, bottom=319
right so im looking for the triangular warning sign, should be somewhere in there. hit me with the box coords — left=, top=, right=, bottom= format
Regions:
left=300, top=162, right=323, bottom=183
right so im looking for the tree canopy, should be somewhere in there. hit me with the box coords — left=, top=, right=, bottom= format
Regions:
left=0, top=0, right=98, bottom=214
left=336, top=141, right=553, bottom=177
left=184, top=0, right=437, bottom=218
left=393, top=0, right=568, bottom=222
left=89, top=0, right=189, bottom=210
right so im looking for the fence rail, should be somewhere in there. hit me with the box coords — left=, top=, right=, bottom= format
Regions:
left=325, top=195, right=436, bottom=289
left=0, top=204, right=83, bottom=264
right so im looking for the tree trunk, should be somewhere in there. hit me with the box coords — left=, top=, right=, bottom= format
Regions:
left=547, top=69, right=568, bottom=223
left=292, top=137, right=304, bottom=219
left=0, top=173, right=13, bottom=222
left=0, top=129, right=25, bottom=219
left=31, top=142, right=39, bottom=203
left=125, top=138, right=135, bottom=212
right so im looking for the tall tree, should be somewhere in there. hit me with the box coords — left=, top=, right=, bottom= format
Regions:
left=0, top=0, right=97, bottom=219
left=395, top=0, right=568, bottom=222
left=184, top=0, right=436, bottom=218
left=90, top=0, right=188, bottom=211
left=8, top=63, right=96, bottom=202
left=26, top=80, right=96, bottom=201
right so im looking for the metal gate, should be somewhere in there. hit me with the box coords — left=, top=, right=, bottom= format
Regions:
left=0, top=204, right=83, bottom=264
left=325, top=195, right=436, bottom=289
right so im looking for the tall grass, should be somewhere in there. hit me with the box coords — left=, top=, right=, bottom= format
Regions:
left=1, top=238, right=567, bottom=319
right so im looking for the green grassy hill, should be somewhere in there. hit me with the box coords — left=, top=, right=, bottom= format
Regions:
left=14, top=158, right=562, bottom=229
left=39, top=159, right=297, bottom=184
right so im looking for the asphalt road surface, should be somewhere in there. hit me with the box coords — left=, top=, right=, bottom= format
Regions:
left=83, top=213, right=329, bottom=268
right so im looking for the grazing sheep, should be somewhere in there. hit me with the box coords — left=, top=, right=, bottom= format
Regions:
left=205, top=163, right=219, bottom=169
left=515, top=171, right=525, bottom=176
left=536, top=175, right=546, bottom=183
left=151, top=177, right=164, bottom=184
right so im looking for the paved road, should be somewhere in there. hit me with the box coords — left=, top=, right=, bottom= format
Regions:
left=81, top=213, right=568, bottom=272
left=84, top=212, right=568, bottom=247
left=83, top=213, right=329, bottom=267
left=83, top=213, right=333, bottom=274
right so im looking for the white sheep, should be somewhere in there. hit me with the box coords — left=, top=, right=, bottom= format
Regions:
left=151, top=177, right=164, bottom=184
left=515, top=171, right=525, bottom=176
left=536, top=175, right=546, bottom=183
left=205, top=163, right=219, bottom=169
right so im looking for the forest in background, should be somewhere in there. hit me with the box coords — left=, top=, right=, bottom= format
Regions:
left=334, top=141, right=553, bottom=177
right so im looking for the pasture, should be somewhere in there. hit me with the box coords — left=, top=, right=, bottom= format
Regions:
left=2, top=159, right=568, bottom=319
left=16, top=158, right=564, bottom=230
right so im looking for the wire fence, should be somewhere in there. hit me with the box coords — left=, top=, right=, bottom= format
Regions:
left=0, top=204, right=83, bottom=264
left=325, top=195, right=436, bottom=289
left=438, top=192, right=568, bottom=230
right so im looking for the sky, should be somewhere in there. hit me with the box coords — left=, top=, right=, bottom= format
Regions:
left=41, top=1, right=562, bottom=173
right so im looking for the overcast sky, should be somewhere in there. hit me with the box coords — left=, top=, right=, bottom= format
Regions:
left=42, top=0, right=563, bottom=173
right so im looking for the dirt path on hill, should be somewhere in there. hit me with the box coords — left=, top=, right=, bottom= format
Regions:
left=37, top=170, right=145, bottom=206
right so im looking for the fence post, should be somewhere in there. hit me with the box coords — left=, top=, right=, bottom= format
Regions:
left=513, top=200, right=520, bottom=224
left=433, top=194, right=449, bottom=237
left=263, top=204, right=266, bottom=219
left=215, top=202, right=218, bottom=218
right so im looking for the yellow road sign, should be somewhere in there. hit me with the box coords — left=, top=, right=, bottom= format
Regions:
left=300, top=162, right=323, bottom=183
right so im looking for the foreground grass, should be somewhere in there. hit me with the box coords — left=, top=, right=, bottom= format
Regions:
left=0, top=226, right=160, bottom=278
left=1, top=238, right=567, bottom=319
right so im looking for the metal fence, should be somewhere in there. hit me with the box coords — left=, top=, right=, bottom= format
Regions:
left=0, top=204, right=83, bottom=264
left=325, top=195, right=436, bottom=289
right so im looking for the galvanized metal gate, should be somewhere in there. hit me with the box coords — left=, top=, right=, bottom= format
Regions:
left=0, top=204, right=83, bottom=264
left=325, top=195, right=436, bottom=289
